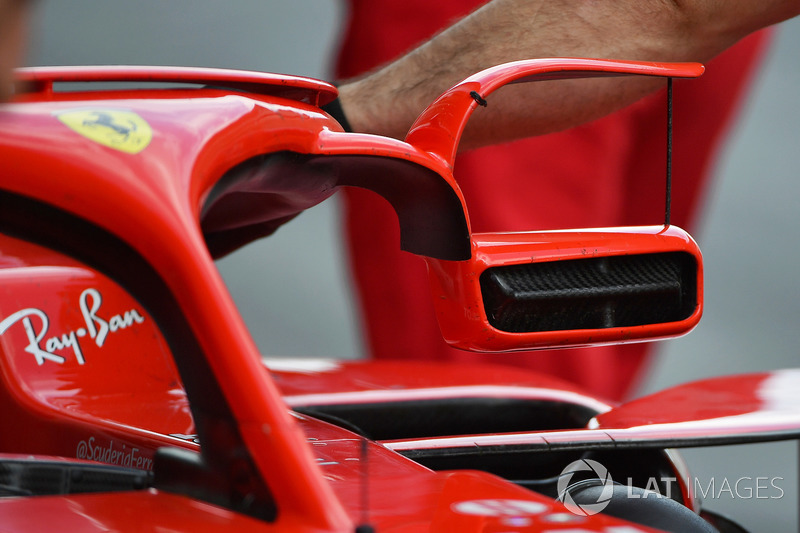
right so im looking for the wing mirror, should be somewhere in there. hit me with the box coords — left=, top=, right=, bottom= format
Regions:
left=407, top=58, right=705, bottom=352
left=424, top=225, right=702, bottom=351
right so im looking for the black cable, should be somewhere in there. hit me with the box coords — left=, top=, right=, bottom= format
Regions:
left=665, top=77, right=673, bottom=227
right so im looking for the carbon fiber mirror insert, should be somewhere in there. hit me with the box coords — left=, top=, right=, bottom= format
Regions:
left=480, top=252, right=697, bottom=333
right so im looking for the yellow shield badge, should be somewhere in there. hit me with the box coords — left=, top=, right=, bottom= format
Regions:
left=56, top=109, right=152, bottom=154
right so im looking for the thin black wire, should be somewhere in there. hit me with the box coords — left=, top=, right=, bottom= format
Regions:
left=665, top=78, right=673, bottom=227
left=355, top=437, right=375, bottom=533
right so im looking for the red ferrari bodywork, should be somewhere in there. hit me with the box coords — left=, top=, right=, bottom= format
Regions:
left=0, top=59, right=795, bottom=532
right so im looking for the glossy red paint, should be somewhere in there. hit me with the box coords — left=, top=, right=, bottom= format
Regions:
left=269, top=358, right=611, bottom=399
left=1, top=66, right=357, bottom=530
left=406, top=58, right=705, bottom=168
left=0, top=469, right=670, bottom=533
left=13, top=64, right=338, bottom=106
left=382, top=369, right=800, bottom=454
left=425, top=225, right=704, bottom=351
left=593, top=370, right=800, bottom=441
left=0, top=63, right=528, bottom=530
left=0, top=61, right=793, bottom=532
left=0, top=233, right=195, bottom=466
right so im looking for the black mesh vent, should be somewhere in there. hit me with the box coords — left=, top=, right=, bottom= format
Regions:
left=480, top=252, right=697, bottom=333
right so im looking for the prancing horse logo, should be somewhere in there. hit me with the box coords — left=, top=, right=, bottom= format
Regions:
left=56, top=109, right=153, bottom=154
left=83, top=111, right=136, bottom=140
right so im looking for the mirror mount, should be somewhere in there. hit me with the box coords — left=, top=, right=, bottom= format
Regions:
left=406, top=58, right=704, bottom=169
left=406, top=58, right=706, bottom=352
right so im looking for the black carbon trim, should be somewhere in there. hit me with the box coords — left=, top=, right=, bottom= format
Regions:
left=202, top=152, right=470, bottom=260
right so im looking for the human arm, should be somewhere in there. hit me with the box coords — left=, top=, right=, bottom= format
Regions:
left=0, top=0, right=31, bottom=102
left=336, top=0, right=799, bottom=150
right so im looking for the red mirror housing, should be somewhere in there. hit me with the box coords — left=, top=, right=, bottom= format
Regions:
left=405, top=59, right=706, bottom=353
left=424, top=225, right=703, bottom=352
